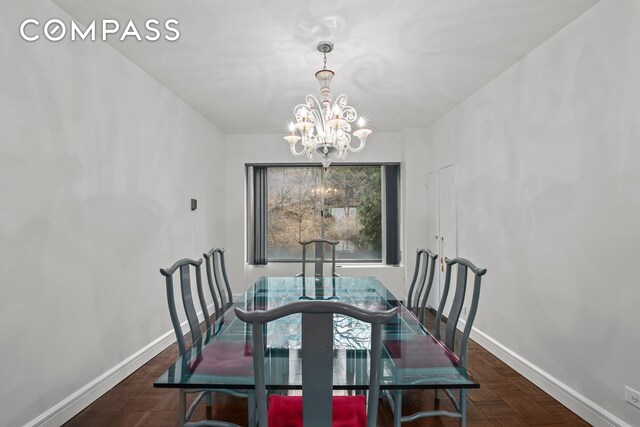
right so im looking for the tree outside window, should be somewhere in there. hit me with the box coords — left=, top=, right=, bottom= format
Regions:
left=267, top=165, right=382, bottom=262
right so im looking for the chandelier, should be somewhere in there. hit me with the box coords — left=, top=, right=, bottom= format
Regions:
left=284, top=41, right=372, bottom=168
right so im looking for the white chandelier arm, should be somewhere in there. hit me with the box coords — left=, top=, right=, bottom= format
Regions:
left=305, top=95, right=325, bottom=132
left=336, top=131, right=350, bottom=147
left=333, top=95, right=357, bottom=123
left=290, top=141, right=307, bottom=156
left=304, top=134, right=316, bottom=157
left=335, top=94, right=348, bottom=110
left=294, top=102, right=312, bottom=123
left=347, top=135, right=367, bottom=153
left=305, top=94, right=322, bottom=110
left=311, top=111, right=324, bottom=136
left=340, top=102, right=358, bottom=127
left=305, top=95, right=316, bottom=109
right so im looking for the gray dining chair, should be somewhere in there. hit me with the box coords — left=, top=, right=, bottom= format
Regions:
left=405, top=248, right=438, bottom=325
left=203, top=247, right=234, bottom=318
left=235, top=300, right=398, bottom=427
left=160, top=258, right=214, bottom=425
left=387, top=257, right=487, bottom=427
left=298, top=238, right=340, bottom=278
left=161, top=258, right=212, bottom=355
left=160, top=258, right=254, bottom=427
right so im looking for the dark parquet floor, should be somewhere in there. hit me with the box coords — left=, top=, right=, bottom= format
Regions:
left=64, top=317, right=591, bottom=427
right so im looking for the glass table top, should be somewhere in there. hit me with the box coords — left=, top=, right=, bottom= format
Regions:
left=154, top=276, right=478, bottom=390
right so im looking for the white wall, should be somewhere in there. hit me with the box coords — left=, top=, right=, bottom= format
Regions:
left=0, top=1, right=227, bottom=426
left=422, top=0, right=640, bottom=424
left=224, top=133, right=407, bottom=297
left=401, top=129, right=430, bottom=302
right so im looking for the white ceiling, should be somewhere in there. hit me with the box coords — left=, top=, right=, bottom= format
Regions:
left=54, top=0, right=599, bottom=134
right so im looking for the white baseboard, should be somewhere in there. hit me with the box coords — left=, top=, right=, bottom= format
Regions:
left=458, top=318, right=629, bottom=427
left=25, top=304, right=215, bottom=427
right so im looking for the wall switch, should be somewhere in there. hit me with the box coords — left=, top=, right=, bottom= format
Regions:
left=626, top=386, right=640, bottom=409
left=191, top=199, right=197, bottom=211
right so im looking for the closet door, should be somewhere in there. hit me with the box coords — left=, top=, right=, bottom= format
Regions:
left=439, top=164, right=457, bottom=286
left=438, top=165, right=457, bottom=317
left=426, top=171, right=441, bottom=308
left=426, top=165, right=457, bottom=311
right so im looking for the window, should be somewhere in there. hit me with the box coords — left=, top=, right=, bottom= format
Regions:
left=248, top=164, right=400, bottom=264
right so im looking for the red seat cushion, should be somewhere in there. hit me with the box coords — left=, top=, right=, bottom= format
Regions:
left=384, top=335, right=460, bottom=369
left=268, top=394, right=366, bottom=427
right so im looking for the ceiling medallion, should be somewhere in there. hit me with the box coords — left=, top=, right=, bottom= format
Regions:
left=284, top=41, right=372, bottom=168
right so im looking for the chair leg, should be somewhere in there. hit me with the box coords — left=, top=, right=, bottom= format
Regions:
left=434, top=388, right=439, bottom=400
left=460, top=389, right=467, bottom=427
left=178, top=389, right=186, bottom=427
left=393, top=389, right=402, bottom=427
left=205, top=392, right=213, bottom=419
left=248, top=391, right=256, bottom=427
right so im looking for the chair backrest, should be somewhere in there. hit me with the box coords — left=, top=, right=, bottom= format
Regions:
left=160, top=258, right=210, bottom=355
left=235, top=301, right=398, bottom=427
left=299, top=239, right=339, bottom=278
left=406, top=248, right=438, bottom=324
left=434, top=257, right=487, bottom=367
left=203, top=247, right=234, bottom=319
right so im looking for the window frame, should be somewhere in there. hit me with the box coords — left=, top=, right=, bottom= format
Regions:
left=247, top=162, right=400, bottom=265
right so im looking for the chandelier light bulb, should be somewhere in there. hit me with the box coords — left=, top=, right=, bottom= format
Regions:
left=283, top=41, right=372, bottom=167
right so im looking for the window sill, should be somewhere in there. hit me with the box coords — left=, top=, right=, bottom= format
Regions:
left=267, top=260, right=384, bottom=265
left=337, top=263, right=400, bottom=269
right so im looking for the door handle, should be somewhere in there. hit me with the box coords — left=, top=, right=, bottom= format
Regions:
left=440, top=237, right=445, bottom=272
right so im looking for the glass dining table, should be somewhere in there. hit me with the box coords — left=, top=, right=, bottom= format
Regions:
left=154, top=276, right=478, bottom=397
